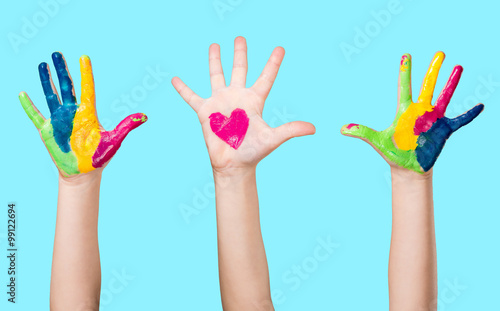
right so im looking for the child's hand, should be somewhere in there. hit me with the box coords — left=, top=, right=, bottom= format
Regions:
left=172, top=37, right=315, bottom=174
left=341, top=52, right=484, bottom=173
left=19, top=52, right=147, bottom=177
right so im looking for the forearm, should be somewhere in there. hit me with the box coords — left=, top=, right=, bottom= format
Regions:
left=51, top=172, right=102, bottom=311
left=388, top=167, right=437, bottom=310
left=214, top=167, right=274, bottom=311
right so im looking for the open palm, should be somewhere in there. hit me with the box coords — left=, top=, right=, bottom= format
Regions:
left=341, top=52, right=484, bottom=173
left=19, top=52, right=147, bottom=177
left=172, top=37, right=315, bottom=171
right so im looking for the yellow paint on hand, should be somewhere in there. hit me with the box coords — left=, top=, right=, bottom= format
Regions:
left=418, top=52, right=444, bottom=103
left=394, top=103, right=434, bottom=150
left=394, top=52, right=444, bottom=150
left=70, top=55, right=101, bottom=173
left=400, top=56, right=409, bottom=73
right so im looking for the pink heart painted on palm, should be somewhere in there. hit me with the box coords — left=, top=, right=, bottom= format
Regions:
left=209, top=108, right=249, bottom=150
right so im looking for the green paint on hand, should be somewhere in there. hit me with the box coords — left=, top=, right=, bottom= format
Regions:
left=341, top=123, right=423, bottom=173
left=40, top=122, right=80, bottom=176
left=131, top=115, right=147, bottom=122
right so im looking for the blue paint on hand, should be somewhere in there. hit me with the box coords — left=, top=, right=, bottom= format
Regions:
left=415, top=104, right=484, bottom=172
left=52, top=52, right=76, bottom=105
left=50, top=105, right=78, bottom=153
left=38, top=53, right=79, bottom=153
left=415, top=118, right=453, bottom=172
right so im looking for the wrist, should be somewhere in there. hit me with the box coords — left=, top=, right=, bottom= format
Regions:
left=390, top=166, right=433, bottom=182
left=59, top=169, right=103, bottom=188
left=213, top=166, right=256, bottom=191
left=213, top=165, right=256, bottom=179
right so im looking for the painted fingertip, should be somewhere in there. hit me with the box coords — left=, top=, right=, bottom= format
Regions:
left=401, top=53, right=411, bottom=64
left=18, top=91, right=28, bottom=100
left=400, top=54, right=411, bottom=72
left=80, top=55, right=91, bottom=64
left=51, top=51, right=63, bottom=61
left=80, top=55, right=92, bottom=71
left=38, top=62, right=49, bottom=72
left=131, top=113, right=148, bottom=123
left=340, top=123, right=359, bottom=134
left=469, top=103, right=485, bottom=114
left=434, top=51, right=445, bottom=60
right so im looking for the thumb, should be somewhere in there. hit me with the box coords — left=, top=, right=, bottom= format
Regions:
left=341, top=123, right=382, bottom=149
left=92, top=113, right=147, bottom=168
left=340, top=123, right=378, bottom=140
left=273, top=121, right=316, bottom=147
left=111, top=113, right=148, bottom=142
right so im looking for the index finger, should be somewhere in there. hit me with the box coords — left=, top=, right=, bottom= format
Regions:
left=251, top=46, right=285, bottom=99
left=80, top=55, right=96, bottom=110
left=398, top=54, right=412, bottom=107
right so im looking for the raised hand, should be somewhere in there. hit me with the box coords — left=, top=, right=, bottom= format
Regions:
left=19, top=52, right=147, bottom=177
left=172, top=37, right=315, bottom=172
left=341, top=52, right=484, bottom=173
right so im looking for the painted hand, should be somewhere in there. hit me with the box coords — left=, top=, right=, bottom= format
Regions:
left=172, top=37, right=315, bottom=172
left=341, top=52, right=484, bottom=174
left=19, top=52, right=147, bottom=177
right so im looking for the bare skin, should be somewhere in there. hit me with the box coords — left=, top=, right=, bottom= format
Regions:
left=342, top=53, right=483, bottom=310
left=51, top=171, right=103, bottom=311
left=389, top=167, right=436, bottom=310
left=19, top=53, right=146, bottom=310
left=172, top=36, right=315, bottom=310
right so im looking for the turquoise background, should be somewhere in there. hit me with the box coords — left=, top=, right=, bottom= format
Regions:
left=1, top=0, right=498, bottom=309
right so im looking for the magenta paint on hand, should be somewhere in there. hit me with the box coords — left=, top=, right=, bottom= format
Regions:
left=345, top=123, right=359, bottom=130
left=209, top=108, right=249, bottom=150
left=414, top=66, right=463, bottom=135
left=400, top=55, right=408, bottom=65
left=92, top=113, right=148, bottom=167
